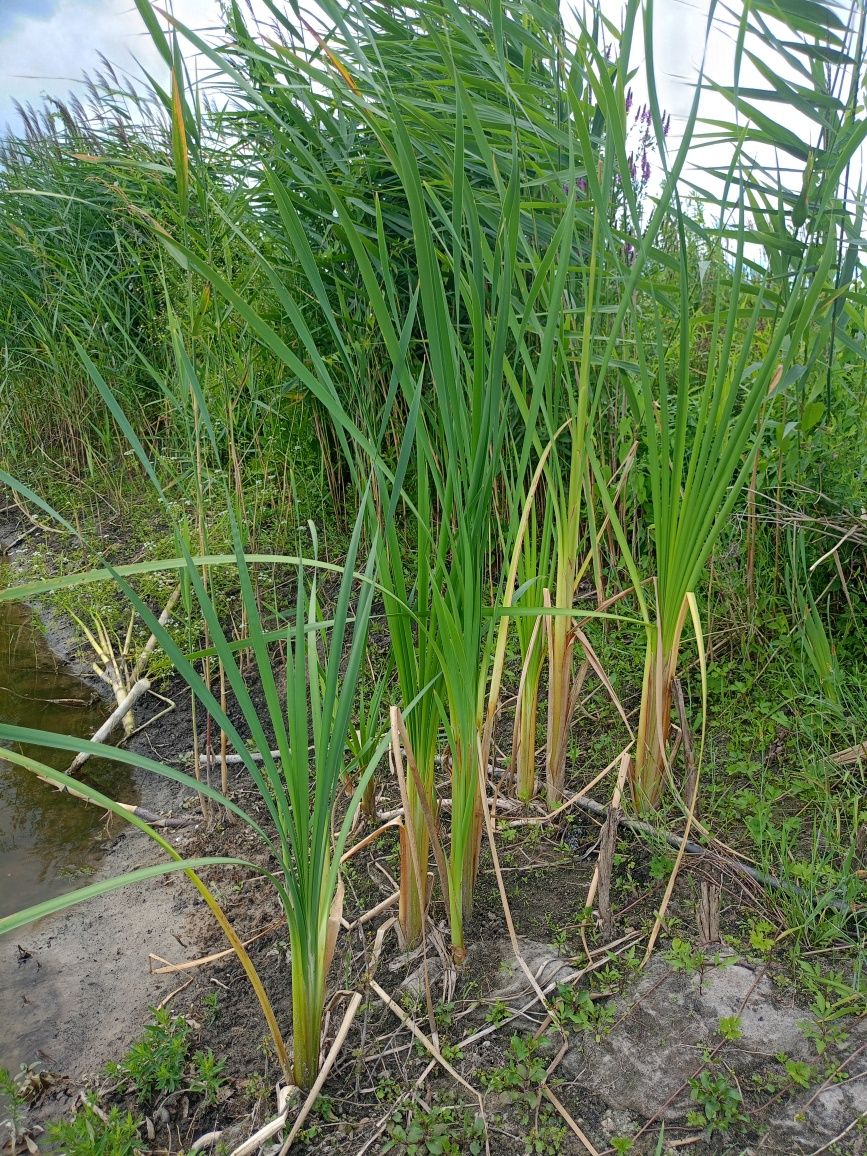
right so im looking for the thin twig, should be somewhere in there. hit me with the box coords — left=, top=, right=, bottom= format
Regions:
left=541, top=1086, right=600, bottom=1156
left=148, top=919, right=283, bottom=974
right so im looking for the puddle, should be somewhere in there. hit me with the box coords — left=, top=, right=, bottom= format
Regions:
left=0, top=575, right=138, bottom=922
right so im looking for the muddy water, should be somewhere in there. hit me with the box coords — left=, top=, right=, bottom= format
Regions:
left=0, top=575, right=138, bottom=921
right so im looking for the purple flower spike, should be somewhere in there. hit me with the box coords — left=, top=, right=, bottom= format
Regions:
left=641, top=153, right=651, bottom=184
left=625, top=87, right=633, bottom=114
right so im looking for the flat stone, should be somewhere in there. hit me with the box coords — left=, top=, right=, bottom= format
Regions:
left=561, top=951, right=816, bottom=1121
left=396, top=954, right=446, bottom=998
left=759, top=1023, right=867, bottom=1154
left=599, top=1108, right=638, bottom=1137
left=485, top=938, right=582, bottom=1004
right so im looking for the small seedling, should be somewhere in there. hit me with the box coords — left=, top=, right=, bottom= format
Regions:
left=552, top=927, right=569, bottom=955
left=384, top=1101, right=484, bottom=1155
left=747, top=918, right=776, bottom=955
left=485, top=1000, right=510, bottom=1026
left=201, top=990, right=220, bottom=1025
left=777, top=1054, right=814, bottom=1089
left=526, top=1122, right=566, bottom=1154
left=106, top=1008, right=227, bottom=1107
left=190, top=1048, right=227, bottom=1103
left=551, top=985, right=615, bottom=1040
left=375, top=1075, right=401, bottom=1103
left=106, top=1009, right=190, bottom=1103
left=800, top=1017, right=850, bottom=1056
left=434, top=1001, right=455, bottom=1030
left=0, top=1066, right=31, bottom=1151
left=718, top=1016, right=743, bottom=1041
left=665, top=938, right=704, bottom=973
left=649, top=852, right=675, bottom=880
left=482, top=1035, right=548, bottom=1121
left=687, top=1070, right=746, bottom=1136
left=242, top=1071, right=270, bottom=1107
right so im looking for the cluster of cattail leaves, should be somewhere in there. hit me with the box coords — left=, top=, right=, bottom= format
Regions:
left=1, top=0, right=865, bottom=1093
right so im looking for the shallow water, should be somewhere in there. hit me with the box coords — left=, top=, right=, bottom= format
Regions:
left=0, top=572, right=138, bottom=920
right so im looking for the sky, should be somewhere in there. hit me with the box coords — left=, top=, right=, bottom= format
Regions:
left=0, top=0, right=720, bottom=136
left=0, top=0, right=220, bottom=134
left=0, top=0, right=853, bottom=206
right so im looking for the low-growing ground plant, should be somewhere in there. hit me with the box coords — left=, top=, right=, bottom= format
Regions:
left=384, top=1100, right=485, bottom=1155
left=46, top=1101, right=143, bottom=1156
left=687, top=1069, right=747, bottom=1136
left=105, top=1008, right=226, bottom=1107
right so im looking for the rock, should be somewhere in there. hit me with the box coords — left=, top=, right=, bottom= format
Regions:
left=396, top=953, right=446, bottom=999
left=561, top=951, right=816, bottom=1121
left=599, top=1108, right=637, bottom=1137
left=484, top=938, right=581, bottom=1003
left=759, top=1022, right=867, bottom=1154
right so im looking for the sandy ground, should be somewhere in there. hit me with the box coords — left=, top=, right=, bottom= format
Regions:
left=2, top=820, right=195, bottom=1081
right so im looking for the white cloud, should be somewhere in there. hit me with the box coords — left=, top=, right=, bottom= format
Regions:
left=0, top=0, right=221, bottom=135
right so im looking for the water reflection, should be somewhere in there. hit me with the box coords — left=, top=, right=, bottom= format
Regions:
left=0, top=575, right=138, bottom=918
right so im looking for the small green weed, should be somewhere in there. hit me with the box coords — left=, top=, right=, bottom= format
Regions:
left=105, top=1008, right=226, bottom=1106
left=611, top=1137, right=634, bottom=1154
left=800, top=1016, right=850, bottom=1056
left=718, top=1016, right=743, bottom=1041
left=190, top=1049, right=228, bottom=1104
left=106, top=1009, right=190, bottom=1103
left=776, top=1054, right=814, bottom=1089
left=201, top=990, right=220, bottom=1025
left=46, top=1101, right=142, bottom=1155
left=686, top=1070, right=746, bottom=1136
left=482, top=1035, right=547, bottom=1123
left=242, top=1071, right=270, bottom=1107
left=434, top=1002, right=455, bottom=1030
left=525, top=1121, right=566, bottom=1154
left=375, top=1075, right=401, bottom=1103
left=551, top=986, right=615, bottom=1040
left=664, top=938, right=704, bottom=973
left=383, top=1101, right=484, bottom=1155
left=485, top=1001, right=510, bottom=1026
left=0, top=1066, right=30, bottom=1151
left=747, top=919, right=777, bottom=955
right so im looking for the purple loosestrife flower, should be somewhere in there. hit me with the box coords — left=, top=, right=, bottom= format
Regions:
left=641, top=152, right=651, bottom=185
left=625, top=87, right=634, bottom=114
